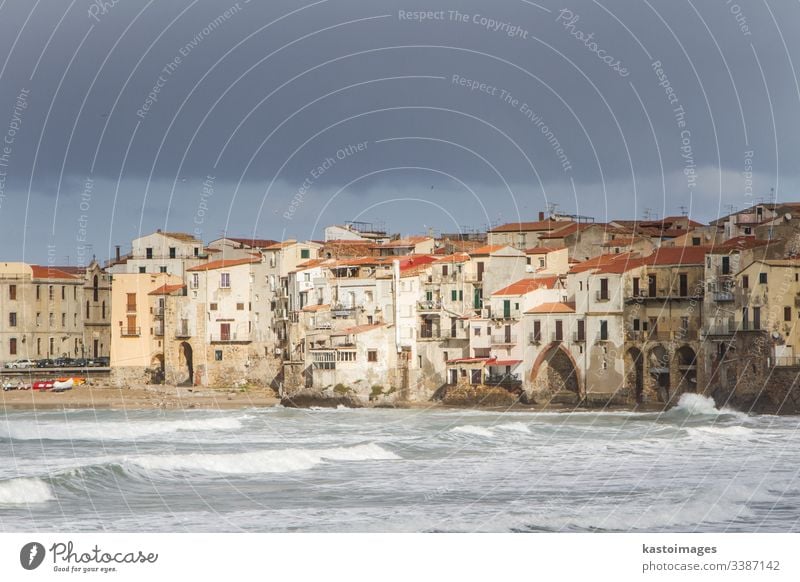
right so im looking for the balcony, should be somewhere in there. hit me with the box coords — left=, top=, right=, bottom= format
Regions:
left=175, top=325, right=191, bottom=338
left=774, top=355, right=800, bottom=367
left=712, top=291, right=735, bottom=302
left=572, top=332, right=585, bottom=343
left=491, top=334, right=517, bottom=345
left=418, top=300, right=442, bottom=311
left=551, top=332, right=564, bottom=343
left=492, top=310, right=521, bottom=320
left=120, top=327, right=141, bottom=337
left=153, top=306, right=165, bottom=318
left=154, top=324, right=164, bottom=337
left=529, top=333, right=542, bottom=345
left=125, top=304, right=137, bottom=313
left=209, top=333, right=251, bottom=343
left=484, top=373, right=522, bottom=387
left=331, top=304, right=356, bottom=318
left=595, top=291, right=611, bottom=302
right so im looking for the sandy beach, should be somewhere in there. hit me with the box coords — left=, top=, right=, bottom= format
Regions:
left=0, top=384, right=281, bottom=410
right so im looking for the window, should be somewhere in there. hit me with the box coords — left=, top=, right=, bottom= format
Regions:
left=368, top=350, right=378, bottom=362
left=61, top=313, right=66, bottom=327
left=555, top=320, right=563, bottom=341
left=648, top=274, right=657, bottom=296
left=633, top=318, right=640, bottom=331
left=759, top=272, right=767, bottom=284
left=126, top=293, right=136, bottom=312
left=721, top=256, right=730, bottom=275
left=139, top=266, right=146, bottom=273
left=600, top=320, right=608, bottom=341
left=61, top=286, right=65, bottom=300
left=533, top=320, right=542, bottom=342
left=577, top=319, right=585, bottom=341
left=785, top=306, right=792, bottom=322
left=159, top=266, right=167, bottom=273
left=49, top=337, right=54, bottom=355
left=36, top=285, right=40, bottom=300
left=753, top=306, right=761, bottom=330
left=210, top=303, right=218, bottom=311
left=36, top=312, right=41, bottom=326
left=742, top=275, right=749, bottom=289
left=9, top=312, right=16, bottom=327
left=37, top=338, right=41, bottom=355
left=679, top=273, right=688, bottom=297
left=9, top=284, right=16, bottom=300
left=194, top=247, right=200, bottom=257
left=442, top=265, right=448, bottom=277
left=443, top=351, right=449, bottom=362
left=474, top=326, right=481, bottom=337
left=146, top=247, right=153, bottom=259
left=220, top=273, right=231, bottom=288
left=300, top=249, right=310, bottom=259
left=48, top=313, right=54, bottom=326
left=451, top=290, right=458, bottom=301
left=692, top=237, right=701, bottom=246
left=215, top=350, right=223, bottom=361
left=191, top=273, right=199, bottom=289
left=48, top=285, right=54, bottom=300
left=93, top=275, right=99, bottom=301
left=169, top=247, right=176, bottom=259
left=9, top=338, right=17, bottom=355
left=236, top=303, right=245, bottom=311
left=599, top=278, right=609, bottom=300
left=101, top=302, right=106, bottom=318
left=632, top=277, right=640, bottom=297
left=681, top=316, right=689, bottom=331
left=459, top=290, right=463, bottom=301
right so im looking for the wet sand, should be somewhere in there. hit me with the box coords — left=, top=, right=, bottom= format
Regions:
left=1, top=384, right=281, bottom=410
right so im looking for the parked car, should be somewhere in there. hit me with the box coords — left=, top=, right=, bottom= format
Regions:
left=36, top=359, right=56, bottom=368
left=90, top=357, right=110, bottom=367
left=54, top=357, right=77, bottom=368
left=73, top=358, right=89, bottom=368
left=4, top=359, right=36, bottom=369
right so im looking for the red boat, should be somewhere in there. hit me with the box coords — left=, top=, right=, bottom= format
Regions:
left=32, top=380, right=55, bottom=391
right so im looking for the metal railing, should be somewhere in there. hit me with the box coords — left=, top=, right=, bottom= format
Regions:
left=417, top=300, right=442, bottom=311
left=491, top=334, right=517, bottom=345
left=209, top=333, right=251, bottom=343
left=120, top=327, right=141, bottom=337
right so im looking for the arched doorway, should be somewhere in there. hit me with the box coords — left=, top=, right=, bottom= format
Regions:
left=179, top=342, right=193, bottom=386
left=625, top=347, right=644, bottom=403
left=647, top=345, right=670, bottom=402
left=675, top=345, right=697, bottom=394
left=529, top=344, right=580, bottom=402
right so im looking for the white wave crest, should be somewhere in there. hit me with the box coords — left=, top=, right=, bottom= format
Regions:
left=1, top=417, right=242, bottom=441
left=0, top=478, right=54, bottom=504
left=495, top=422, right=532, bottom=434
left=450, top=425, right=496, bottom=437
left=671, top=394, right=746, bottom=419
left=128, top=443, right=398, bottom=475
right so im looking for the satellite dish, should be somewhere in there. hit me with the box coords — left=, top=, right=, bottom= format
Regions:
left=785, top=213, right=792, bottom=222
left=772, top=331, right=782, bottom=340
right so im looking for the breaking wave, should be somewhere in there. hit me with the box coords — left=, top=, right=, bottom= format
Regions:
left=0, top=477, right=54, bottom=504
left=450, top=422, right=531, bottom=438
left=667, top=394, right=747, bottom=420
left=127, top=443, right=398, bottom=475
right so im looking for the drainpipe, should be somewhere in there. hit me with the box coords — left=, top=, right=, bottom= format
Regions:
left=393, top=259, right=401, bottom=353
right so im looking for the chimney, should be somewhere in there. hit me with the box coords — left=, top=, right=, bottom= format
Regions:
left=539, top=211, right=545, bottom=221
left=115, top=246, right=121, bottom=261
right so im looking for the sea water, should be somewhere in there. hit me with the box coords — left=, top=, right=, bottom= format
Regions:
left=1, top=394, right=799, bottom=532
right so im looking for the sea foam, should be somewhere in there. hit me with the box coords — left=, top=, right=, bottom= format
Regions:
left=128, top=443, right=398, bottom=475
left=0, top=477, right=54, bottom=504
left=1, top=417, right=242, bottom=441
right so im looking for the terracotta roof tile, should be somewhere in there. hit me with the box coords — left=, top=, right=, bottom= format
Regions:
left=186, top=257, right=261, bottom=271
left=492, top=277, right=559, bottom=296
left=525, top=301, right=576, bottom=314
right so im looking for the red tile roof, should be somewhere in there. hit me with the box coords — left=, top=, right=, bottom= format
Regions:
left=224, top=237, right=278, bottom=248
left=525, top=246, right=565, bottom=254
left=488, top=220, right=566, bottom=233
left=301, top=303, right=330, bottom=312
left=525, top=302, right=576, bottom=314
left=30, top=266, right=81, bottom=280
left=332, top=323, right=385, bottom=336
left=148, top=283, right=186, bottom=295
left=186, top=257, right=261, bottom=271
left=492, top=277, right=559, bottom=296
left=469, top=244, right=511, bottom=256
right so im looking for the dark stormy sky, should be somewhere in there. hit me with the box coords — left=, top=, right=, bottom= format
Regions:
left=0, top=0, right=798, bottom=264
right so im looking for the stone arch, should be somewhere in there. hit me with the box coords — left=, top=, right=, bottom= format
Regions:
left=675, top=345, right=697, bottom=394
left=625, top=347, right=644, bottom=403
left=647, top=344, right=670, bottom=402
left=179, top=342, right=194, bottom=386
left=529, top=342, right=581, bottom=400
